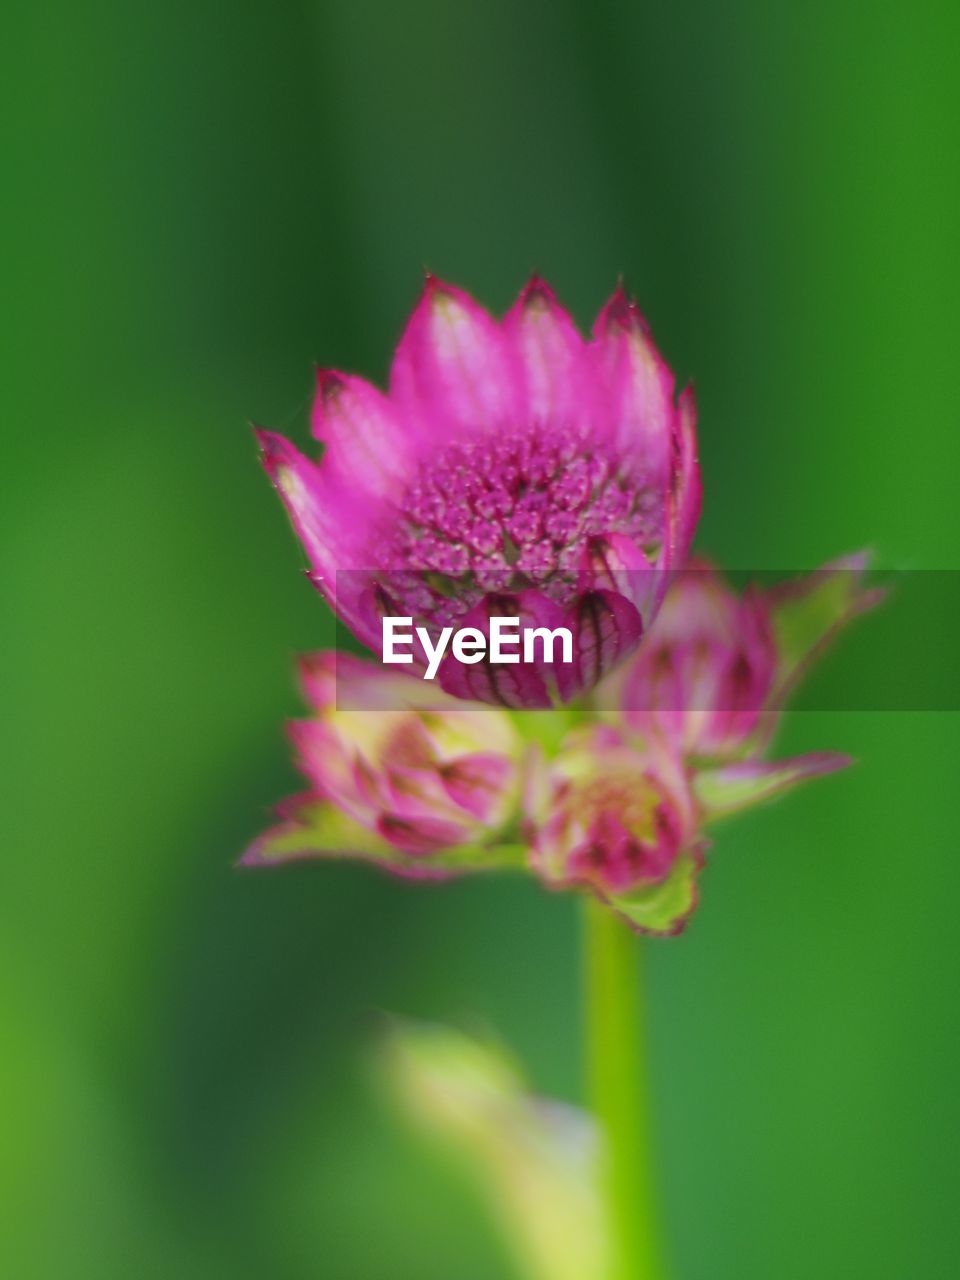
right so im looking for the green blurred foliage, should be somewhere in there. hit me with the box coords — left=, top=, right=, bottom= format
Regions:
left=3, top=0, right=959, bottom=1276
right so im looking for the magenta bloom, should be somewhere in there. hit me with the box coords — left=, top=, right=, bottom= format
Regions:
left=522, top=555, right=882, bottom=932
left=528, top=732, right=704, bottom=934
left=617, top=559, right=777, bottom=756
left=611, top=553, right=883, bottom=760
left=247, top=274, right=879, bottom=935
left=257, top=276, right=700, bottom=707
left=242, top=653, right=525, bottom=878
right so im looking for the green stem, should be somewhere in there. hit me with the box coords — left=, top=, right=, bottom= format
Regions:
left=583, top=897, right=665, bottom=1280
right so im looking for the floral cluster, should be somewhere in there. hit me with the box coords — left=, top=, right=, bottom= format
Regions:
left=247, top=278, right=879, bottom=933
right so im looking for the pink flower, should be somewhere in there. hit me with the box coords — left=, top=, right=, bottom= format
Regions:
left=257, top=276, right=700, bottom=707
left=527, top=732, right=704, bottom=934
left=521, top=555, right=882, bottom=932
left=616, top=559, right=777, bottom=757
left=608, top=553, right=884, bottom=759
left=242, top=653, right=525, bottom=877
left=243, top=557, right=879, bottom=932
left=525, top=722, right=854, bottom=935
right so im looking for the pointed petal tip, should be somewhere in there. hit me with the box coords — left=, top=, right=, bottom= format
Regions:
left=254, top=426, right=293, bottom=470
left=505, top=274, right=584, bottom=343
left=405, top=273, right=493, bottom=326
left=745, top=750, right=856, bottom=779
left=303, top=568, right=336, bottom=595
left=505, top=273, right=583, bottom=338
left=678, top=380, right=697, bottom=406
left=253, top=429, right=316, bottom=491
left=314, top=367, right=347, bottom=399
left=311, top=368, right=354, bottom=437
left=254, top=425, right=289, bottom=449
left=814, top=750, right=856, bottom=773
left=236, top=840, right=267, bottom=869
left=594, top=281, right=651, bottom=337
left=518, top=272, right=559, bottom=307
left=419, top=270, right=458, bottom=301
left=826, top=548, right=875, bottom=577
left=407, top=270, right=442, bottom=312
left=391, top=275, right=516, bottom=421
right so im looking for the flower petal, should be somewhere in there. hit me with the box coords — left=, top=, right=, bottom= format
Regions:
left=437, top=752, right=518, bottom=823
left=553, top=590, right=644, bottom=702
left=311, top=369, right=412, bottom=496
left=610, top=563, right=778, bottom=757
left=502, top=276, right=594, bottom=426
left=436, top=591, right=557, bottom=708
left=693, top=752, right=853, bottom=820
left=390, top=276, right=521, bottom=434
left=591, top=284, right=676, bottom=477
left=662, top=384, right=701, bottom=572
left=257, top=429, right=387, bottom=651
left=256, top=428, right=357, bottom=577
left=578, top=533, right=659, bottom=624
left=376, top=810, right=472, bottom=854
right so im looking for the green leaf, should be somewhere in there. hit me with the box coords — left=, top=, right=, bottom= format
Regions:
left=240, top=801, right=398, bottom=866
left=241, top=798, right=529, bottom=875
left=604, top=851, right=702, bottom=936
left=766, top=554, right=885, bottom=710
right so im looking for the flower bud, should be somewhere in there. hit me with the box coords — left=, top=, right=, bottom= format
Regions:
left=242, top=654, right=525, bottom=876
left=528, top=732, right=703, bottom=934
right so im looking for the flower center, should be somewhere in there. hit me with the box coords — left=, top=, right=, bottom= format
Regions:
left=387, top=428, right=662, bottom=627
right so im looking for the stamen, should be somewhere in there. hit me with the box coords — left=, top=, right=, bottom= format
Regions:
left=389, top=427, right=663, bottom=626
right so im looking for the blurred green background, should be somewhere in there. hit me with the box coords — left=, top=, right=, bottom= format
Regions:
left=3, top=1, right=959, bottom=1276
